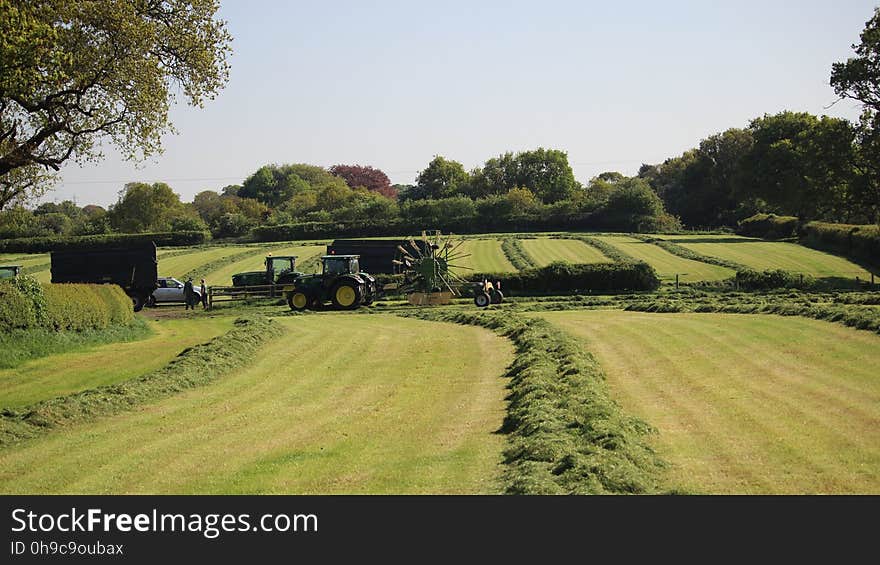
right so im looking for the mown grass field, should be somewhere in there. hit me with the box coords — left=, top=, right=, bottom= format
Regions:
left=658, top=234, right=875, bottom=279
left=455, top=239, right=515, bottom=273
left=592, top=235, right=735, bottom=282
left=520, top=237, right=611, bottom=267
left=156, top=246, right=261, bottom=279
left=204, top=244, right=325, bottom=285
left=0, top=315, right=512, bottom=494
left=538, top=310, right=880, bottom=494
left=0, top=317, right=234, bottom=409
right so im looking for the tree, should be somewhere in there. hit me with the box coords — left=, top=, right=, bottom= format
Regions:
left=0, top=0, right=232, bottom=209
left=831, top=7, right=880, bottom=223
left=414, top=156, right=469, bottom=199
left=329, top=164, right=397, bottom=199
left=469, top=148, right=579, bottom=203
left=108, top=182, right=188, bottom=233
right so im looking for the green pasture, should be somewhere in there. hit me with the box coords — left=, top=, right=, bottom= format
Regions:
left=0, top=315, right=512, bottom=494
left=520, top=238, right=611, bottom=267
left=657, top=234, right=875, bottom=279
left=454, top=239, right=515, bottom=273
left=539, top=310, right=880, bottom=494
left=204, top=245, right=326, bottom=285
left=593, top=235, right=735, bottom=282
left=156, top=246, right=260, bottom=280
left=0, top=317, right=234, bottom=409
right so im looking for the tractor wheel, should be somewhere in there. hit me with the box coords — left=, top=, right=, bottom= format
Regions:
left=288, top=291, right=309, bottom=311
left=331, top=282, right=362, bottom=310
left=474, top=292, right=491, bottom=308
left=490, top=289, right=504, bottom=304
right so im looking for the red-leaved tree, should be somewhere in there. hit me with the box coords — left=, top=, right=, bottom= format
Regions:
left=329, top=164, right=397, bottom=199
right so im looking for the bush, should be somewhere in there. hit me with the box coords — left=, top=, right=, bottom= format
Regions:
left=736, top=214, right=799, bottom=239
left=735, top=269, right=812, bottom=290
left=0, top=281, right=37, bottom=332
left=472, top=261, right=661, bottom=294
left=801, top=222, right=880, bottom=268
left=0, top=231, right=210, bottom=254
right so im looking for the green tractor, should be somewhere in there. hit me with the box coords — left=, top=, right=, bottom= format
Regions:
left=0, top=265, right=21, bottom=280
left=232, top=255, right=302, bottom=287
left=283, top=255, right=378, bottom=311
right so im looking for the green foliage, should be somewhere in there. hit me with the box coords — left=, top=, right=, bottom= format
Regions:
left=735, top=269, right=813, bottom=291
left=108, top=182, right=200, bottom=233
left=0, top=0, right=232, bottom=209
left=0, top=280, right=36, bottom=332
left=472, top=261, right=660, bottom=294
left=595, top=177, right=680, bottom=231
left=412, top=156, right=470, bottom=200
left=399, top=309, right=665, bottom=494
left=0, top=230, right=209, bottom=253
left=0, top=316, right=283, bottom=448
left=43, top=283, right=133, bottom=331
left=736, top=213, right=800, bottom=239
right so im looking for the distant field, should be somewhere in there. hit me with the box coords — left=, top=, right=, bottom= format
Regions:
left=157, top=246, right=260, bottom=279
left=0, top=317, right=234, bottom=409
left=520, top=238, right=611, bottom=267
left=0, top=315, right=513, bottom=494
left=454, top=239, right=515, bottom=273
left=593, top=235, right=735, bottom=282
left=658, top=234, right=875, bottom=279
left=539, top=310, right=880, bottom=494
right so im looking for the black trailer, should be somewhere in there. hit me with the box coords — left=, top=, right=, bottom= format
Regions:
left=327, top=239, right=431, bottom=274
left=51, top=242, right=158, bottom=311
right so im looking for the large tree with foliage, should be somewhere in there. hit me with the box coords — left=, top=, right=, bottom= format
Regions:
left=831, top=7, right=880, bottom=223
left=329, top=164, right=396, bottom=199
left=0, top=0, right=232, bottom=210
left=469, top=148, right=579, bottom=203
left=413, top=156, right=469, bottom=200
left=108, top=182, right=198, bottom=233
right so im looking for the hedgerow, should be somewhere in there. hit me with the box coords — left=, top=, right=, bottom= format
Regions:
left=801, top=222, right=880, bottom=269
left=399, top=309, right=666, bottom=494
left=736, top=213, right=799, bottom=240
left=0, top=231, right=210, bottom=254
left=472, top=261, right=660, bottom=294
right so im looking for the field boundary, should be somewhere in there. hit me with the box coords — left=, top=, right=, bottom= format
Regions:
left=398, top=309, right=666, bottom=494
left=0, top=316, right=284, bottom=449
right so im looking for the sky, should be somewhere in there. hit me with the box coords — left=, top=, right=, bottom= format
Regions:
left=47, top=0, right=879, bottom=208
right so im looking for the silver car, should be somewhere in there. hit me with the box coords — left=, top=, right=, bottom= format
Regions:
left=149, top=277, right=202, bottom=306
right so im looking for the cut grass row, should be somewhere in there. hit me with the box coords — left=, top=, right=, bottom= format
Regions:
left=591, top=235, right=735, bottom=282
left=538, top=310, right=880, bottom=494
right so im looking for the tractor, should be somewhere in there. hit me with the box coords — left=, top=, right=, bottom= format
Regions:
left=232, top=255, right=301, bottom=287
left=284, top=254, right=378, bottom=311
left=0, top=265, right=21, bottom=280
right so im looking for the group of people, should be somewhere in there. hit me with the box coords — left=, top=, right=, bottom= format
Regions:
left=183, top=277, right=208, bottom=310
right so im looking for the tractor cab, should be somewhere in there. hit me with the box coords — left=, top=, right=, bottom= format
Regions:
left=322, top=255, right=359, bottom=277
left=0, top=265, right=21, bottom=280
left=232, top=255, right=300, bottom=286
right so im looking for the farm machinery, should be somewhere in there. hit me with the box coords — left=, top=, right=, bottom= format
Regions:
left=206, top=255, right=302, bottom=307
left=283, top=254, right=378, bottom=310
left=392, top=231, right=503, bottom=307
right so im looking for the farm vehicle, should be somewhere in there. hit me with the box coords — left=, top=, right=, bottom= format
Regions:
left=284, top=255, right=378, bottom=310
left=232, top=255, right=302, bottom=286
left=0, top=265, right=21, bottom=279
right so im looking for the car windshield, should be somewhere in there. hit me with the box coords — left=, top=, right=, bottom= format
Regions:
left=270, top=258, right=293, bottom=272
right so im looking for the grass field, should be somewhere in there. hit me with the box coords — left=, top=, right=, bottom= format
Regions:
left=204, top=245, right=325, bottom=285
left=156, top=246, right=261, bottom=279
left=455, top=239, right=515, bottom=273
left=520, top=238, right=611, bottom=267
left=539, top=310, right=880, bottom=494
left=0, top=315, right=512, bottom=494
left=658, top=234, right=875, bottom=279
left=593, top=235, right=735, bottom=282
left=0, top=317, right=234, bottom=409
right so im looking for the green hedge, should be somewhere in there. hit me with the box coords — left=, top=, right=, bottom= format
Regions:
left=0, top=277, right=133, bottom=333
left=735, top=269, right=813, bottom=290
left=802, top=222, right=880, bottom=269
left=736, top=214, right=799, bottom=240
left=472, top=261, right=660, bottom=294
left=0, top=231, right=210, bottom=254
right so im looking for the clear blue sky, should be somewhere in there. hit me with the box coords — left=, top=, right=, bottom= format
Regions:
left=50, top=0, right=878, bottom=207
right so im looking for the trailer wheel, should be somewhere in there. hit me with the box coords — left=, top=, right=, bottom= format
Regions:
left=146, top=295, right=157, bottom=308
left=474, top=292, right=491, bottom=308
left=288, top=291, right=309, bottom=311
left=490, top=289, right=503, bottom=304
left=131, top=294, right=145, bottom=312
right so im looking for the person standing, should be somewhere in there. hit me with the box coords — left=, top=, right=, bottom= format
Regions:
left=200, top=278, right=208, bottom=309
left=183, top=277, right=196, bottom=310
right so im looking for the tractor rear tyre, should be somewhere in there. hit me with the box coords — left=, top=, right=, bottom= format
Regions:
left=474, top=292, right=491, bottom=308
left=288, top=291, right=309, bottom=311
left=490, top=289, right=503, bottom=304
left=331, top=282, right=362, bottom=310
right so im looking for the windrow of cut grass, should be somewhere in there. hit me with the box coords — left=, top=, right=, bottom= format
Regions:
left=631, top=235, right=746, bottom=271
left=560, top=234, right=636, bottom=263
left=592, top=235, right=735, bottom=282
left=501, top=237, right=538, bottom=270
left=398, top=309, right=665, bottom=494
left=0, top=316, right=283, bottom=449
left=157, top=246, right=261, bottom=280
